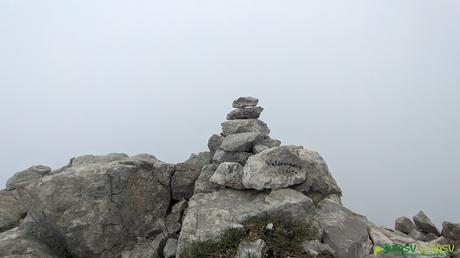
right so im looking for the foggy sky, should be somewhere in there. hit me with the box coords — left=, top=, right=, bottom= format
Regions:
left=1, top=0, right=459, bottom=228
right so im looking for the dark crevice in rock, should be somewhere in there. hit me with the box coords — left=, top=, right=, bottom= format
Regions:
left=167, top=199, right=180, bottom=216
left=165, top=165, right=176, bottom=215
left=367, top=228, right=375, bottom=255
left=25, top=214, right=74, bottom=258
left=145, top=228, right=163, bottom=240
left=156, top=236, right=169, bottom=258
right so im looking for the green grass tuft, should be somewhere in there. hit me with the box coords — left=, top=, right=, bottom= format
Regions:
left=180, top=215, right=322, bottom=258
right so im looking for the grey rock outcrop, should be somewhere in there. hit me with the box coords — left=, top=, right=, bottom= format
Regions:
left=316, top=199, right=372, bottom=258
left=6, top=165, right=51, bottom=190
left=441, top=221, right=460, bottom=240
left=0, top=190, right=26, bottom=232
left=2, top=96, right=451, bottom=258
left=408, top=228, right=438, bottom=241
left=395, top=216, right=416, bottom=234
left=28, top=156, right=173, bottom=257
left=0, top=227, right=59, bottom=258
left=413, top=211, right=441, bottom=236
left=171, top=152, right=211, bottom=200
left=292, top=148, right=342, bottom=203
left=209, top=162, right=245, bottom=189
left=424, top=233, right=439, bottom=241
left=408, top=228, right=426, bottom=241
left=368, top=225, right=394, bottom=247
left=69, top=153, right=129, bottom=167
left=380, top=228, right=418, bottom=244
left=390, top=213, right=459, bottom=252
left=235, top=239, right=266, bottom=258
left=430, top=235, right=457, bottom=246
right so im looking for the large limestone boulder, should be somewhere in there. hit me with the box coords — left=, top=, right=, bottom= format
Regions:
left=395, top=216, right=416, bottom=234
left=413, top=211, right=440, bottom=236
left=171, top=152, right=211, bottom=200
left=69, top=153, right=129, bottom=167
left=0, top=227, right=58, bottom=258
left=242, top=146, right=308, bottom=190
left=176, top=188, right=315, bottom=255
left=316, top=199, right=372, bottom=258
left=441, top=221, right=460, bottom=241
left=409, top=228, right=437, bottom=241
left=292, top=149, right=342, bottom=203
left=6, top=165, right=51, bottom=190
left=131, top=153, right=176, bottom=188
left=28, top=155, right=173, bottom=257
left=221, top=119, right=270, bottom=137
left=6, top=166, right=55, bottom=219
left=368, top=225, right=394, bottom=247
left=0, top=190, right=26, bottom=233
left=379, top=228, right=418, bottom=244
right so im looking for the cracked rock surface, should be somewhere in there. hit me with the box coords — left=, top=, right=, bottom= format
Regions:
left=27, top=155, right=174, bottom=257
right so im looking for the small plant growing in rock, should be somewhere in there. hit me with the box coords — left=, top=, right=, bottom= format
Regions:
left=180, top=214, right=326, bottom=258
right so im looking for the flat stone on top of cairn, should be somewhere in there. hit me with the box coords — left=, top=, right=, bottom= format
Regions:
left=232, top=96, right=259, bottom=108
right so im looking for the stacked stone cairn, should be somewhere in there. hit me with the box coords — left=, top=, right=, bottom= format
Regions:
left=183, top=97, right=345, bottom=257
left=0, top=96, right=458, bottom=258
left=200, top=96, right=342, bottom=200
left=208, top=96, right=277, bottom=165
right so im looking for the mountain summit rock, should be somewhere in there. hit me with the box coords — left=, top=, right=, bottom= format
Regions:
left=0, top=97, right=458, bottom=258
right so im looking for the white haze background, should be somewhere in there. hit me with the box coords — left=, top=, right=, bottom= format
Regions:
left=0, top=1, right=459, bottom=227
